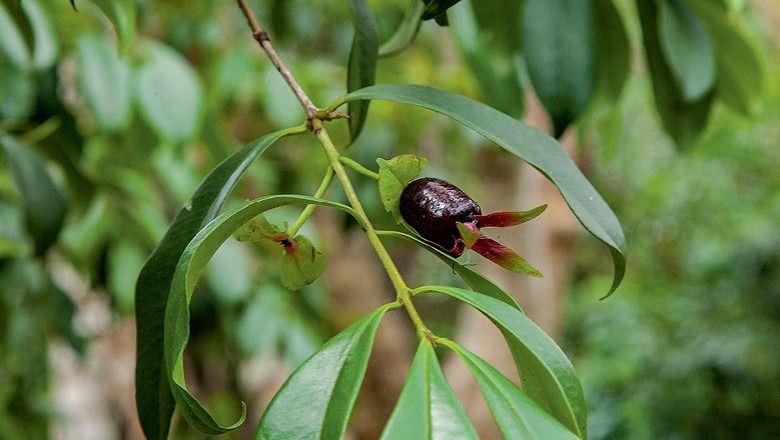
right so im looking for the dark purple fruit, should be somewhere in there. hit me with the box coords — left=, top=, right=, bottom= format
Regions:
left=400, top=177, right=481, bottom=256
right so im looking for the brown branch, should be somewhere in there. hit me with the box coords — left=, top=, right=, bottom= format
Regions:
left=237, top=0, right=319, bottom=121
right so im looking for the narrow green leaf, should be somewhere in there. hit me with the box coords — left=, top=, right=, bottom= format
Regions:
left=165, top=195, right=360, bottom=434
left=417, top=286, right=587, bottom=438
left=592, top=0, right=631, bottom=102
left=1, top=135, right=67, bottom=255
left=280, top=235, right=327, bottom=291
left=134, top=128, right=298, bottom=440
left=334, top=84, right=626, bottom=297
left=255, top=304, right=393, bottom=439
left=376, top=154, right=427, bottom=223
left=133, top=40, right=203, bottom=144
left=22, top=0, right=58, bottom=69
left=347, top=0, right=378, bottom=143
left=76, top=34, right=132, bottom=131
left=658, top=0, right=715, bottom=102
left=378, top=0, right=425, bottom=57
left=233, top=213, right=287, bottom=242
left=377, top=230, right=522, bottom=310
left=0, top=0, right=32, bottom=67
left=380, top=340, right=478, bottom=439
left=440, top=340, right=580, bottom=440
left=636, top=0, right=713, bottom=149
left=522, top=0, right=597, bottom=135
left=89, top=0, right=135, bottom=53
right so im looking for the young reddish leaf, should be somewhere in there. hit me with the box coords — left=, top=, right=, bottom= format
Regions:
left=471, top=237, right=543, bottom=277
left=280, top=235, right=327, bottom=291
left=376, top=154, right=427, bottom=223
left=456, top=221, right=481, bottom=248
left=233, top=213, right=288, bottom=243
left=474, top=204, right=547, bottom=228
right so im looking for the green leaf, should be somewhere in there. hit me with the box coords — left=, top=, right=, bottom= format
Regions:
left=89, top=0, right=136, bottom=53
left=592, top=0, right=631, bottom=102
left=377, top=230, right=522, bottom=310
left=0, top=0, right=32, bottom=67
left=165, top=195, right=360, bottom=434
left=440, top=340, right=580, bottom=440
left=421, top=0, right=463, bottom=21
left=233, top=213, right=288, bottom=242
left=255, top=304, right=392, bottom=439
left=376, top=154, right=427, bottom=224
left=417, top=286, right=587, bottom=438
left=378, top=0, right=425, bottom=57
left=658, top=0, right=715, bottom=102
left=76, top=34, right=132, bottom=131
left=456, top=221, right=480, bottom=248
left=134, top=40, right=203, bottom=144
left=522, top=0, right=597, bottom=136
left=22, top=0, right=58, bottom=69
left=347, top=0, right=378, bottom=143
left=280, top=235, right=327, bottom=291
left=636, top=0, right=713, bottom=149
left=380, top=340, right=478, bottom=439
left=0, top=63, right=35, bottom=122
left=135, top=127, right=298, bottom=440
left=334, top=84, right=626, bottom=297
left=1, top=135, right=67, bottom=255
left=684, top=0, right=763, bottom=115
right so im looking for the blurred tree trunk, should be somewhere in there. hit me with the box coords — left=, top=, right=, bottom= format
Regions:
left=443, top=92, right=581, bottom=438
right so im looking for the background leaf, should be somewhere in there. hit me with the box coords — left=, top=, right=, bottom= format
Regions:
left=134, top=128, right=298, bottom=440
left=255, top=304, right=392, bottom=439
left=380, top=340, right=479, bottom=439
left=0, top=0, right=32, bottom=67
left=89, top=0, right=136, bottom=53
left=347, top=0, right=378, bottom=142
left=76, top=34, right=132, bottom=131
left=418, top=286, right=587, bottom=437
left=378, top=0, right=424, bottom=57
left=335, top=84, right=626, bottom=297
left=591, top=0, right=631, bottom=102
left=522, top=0, right=597, bottom=135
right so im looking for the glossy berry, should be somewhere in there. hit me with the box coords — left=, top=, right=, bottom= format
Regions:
left=400, top=177, right=481, bottom=257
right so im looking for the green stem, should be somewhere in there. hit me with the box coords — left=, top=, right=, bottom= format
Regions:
left=286, top=166, right=335, bottom=237
left=339, top=156, right=379, bottom=180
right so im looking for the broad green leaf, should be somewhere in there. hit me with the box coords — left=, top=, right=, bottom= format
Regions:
left=592, top=0, right=631, bottom=102
left=233, top=213, right=287, bottom=242
left=522, top=0, right=597, bottom=136
left=658, top=0, right=715, bottom=102
left=165, top=195, right=360, bottom=434
left=377, top=230, right=522, bottom=310
left=135, top=127, right=299, bottom=440
left=417, top=286, right=587, bottom=438
left=1, top=135, right=67, bottom=255
left=684, top=0, right=763, bottom=115
left=134, top=40, right=203, bottom=144
left=376, top=154, right=426, bottom=223
left=280, top=235, right=327, bottom=291
left=89, top=0, right=135, bottom=53
left=378, top=0, right=424, bottom=57
left=0, top=0, right=31, bottom=67
left=440, top=340, right=580, bottom=440
left=636, top=0, right=713, bottom=149
left=333, top=84, right=626, bottom=297
left=380, top=340, right=478, bottom=439
left=76, top=34, right=132, bottom=131
left=347, top=0, right=378, bottom=142
left=255, top=304, right=393, bottom=439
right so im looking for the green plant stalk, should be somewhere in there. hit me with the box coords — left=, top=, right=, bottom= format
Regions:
left=286, top=166, right=335, bottom=237
left=312, top=119, right=432, bottom=340
left=339, top=156, right=379, bottom=180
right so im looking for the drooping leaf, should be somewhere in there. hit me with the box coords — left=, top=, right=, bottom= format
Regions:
left=592, top=0, right=631, bottom=102
left=255, top=304, right=393, bottom=439
left=636, top=0, right=713, bottom=149
left=474, top=204, right=547, bottom=228
left=233, top=213, right=288, bottom=242
left=378, top=0, right=425, bottom=57
left=380, top=340, right=479, bottom=439
left=76, top=34, right=132, bottom=131
left=89, top=0, right=135, bottom=53
left=377, top=154, right=427, bottom=223
left=1, top=135, right=67, bottom=255
left=165, top=195, right=360, bottom=434
left=440, top=340, right=580, bottom=440
left=347, top=0, right=378, bottom=142
left=522, top=0, right=597, bottom=136
left=377, top=230, right=522, bottom=310
left=280, top=235, right=327, bottom=291
left=470, top=237, right=543, bottom=277
left=658, top=0, right=715, bottom=102
left=133, top=40, right=203, bottom=144
left=417, top=286, right=587, bottom=438
left=135, top=127, right=300, bottom=440
left=333, top=84, right=626, bottom=297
